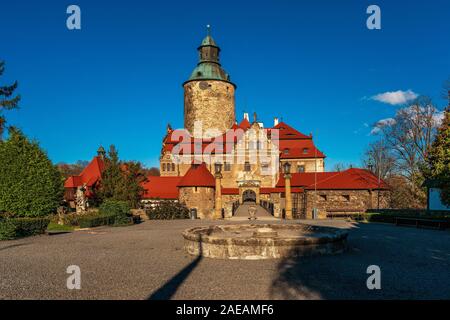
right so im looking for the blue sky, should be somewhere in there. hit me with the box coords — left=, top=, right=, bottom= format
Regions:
left=1, top=0, right=449, bottom=169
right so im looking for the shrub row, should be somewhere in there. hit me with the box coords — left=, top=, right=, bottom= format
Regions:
left=0, top=217, right=50, bottom=240
left=366, top=209, right=450, bottom=217
left=355, top=212, right=450, bottom=223
left=146, top=200, right=190, bottom=220
left=78, top=214, right=133, bottom=228
left=78, top=200, right=135, bottom=228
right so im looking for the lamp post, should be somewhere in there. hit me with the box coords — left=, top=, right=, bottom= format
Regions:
left=283, top=162, right=293, bottom=219
left=214, top=163, right=223, bottom=219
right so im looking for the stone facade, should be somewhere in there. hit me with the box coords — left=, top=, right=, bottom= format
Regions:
left=184, top=80, right=235, bottom=138
left=179, top=186, right=215, bottom=219
left=301, top=189, right=390, bottom=219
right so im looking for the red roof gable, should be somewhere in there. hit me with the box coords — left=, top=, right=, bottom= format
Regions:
left=141, top=176, right=181, bottom=199
left=272, top=121, right=310, bottom=139
left=64, top=156, right=105, bottom=188
left=276, top=168, right=389, bottom=190
left=238, top=118, right=251, bottom=130
left=177, top=163, right=215, bottom=187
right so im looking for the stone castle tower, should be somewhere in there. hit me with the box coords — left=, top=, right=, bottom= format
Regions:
left=183, top=28, right=236, bottom=138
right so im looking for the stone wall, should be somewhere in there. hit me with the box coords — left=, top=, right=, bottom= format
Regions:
left=179, top=186, right=215, bottom=219
left=302, top=189, right=390, bottom=219
left=184, top=80, right=235, bottom=138
left=222, top=194, right=240, bottom=218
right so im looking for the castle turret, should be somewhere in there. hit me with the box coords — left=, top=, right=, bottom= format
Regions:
left=183, top=27, right=236, bottom=138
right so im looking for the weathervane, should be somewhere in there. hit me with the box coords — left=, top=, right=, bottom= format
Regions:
left=206, top=24, right=211, bottom=36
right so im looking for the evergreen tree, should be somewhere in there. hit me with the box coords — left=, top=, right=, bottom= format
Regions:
left=0, top=61, right=21, bottom=140
left=423, top=107, right=450, bottom=206
left=0, top=128, right=64, bottom=217
left=99, top=145, right=123, bottom=201
left=98, top=146, right=146, bottom=208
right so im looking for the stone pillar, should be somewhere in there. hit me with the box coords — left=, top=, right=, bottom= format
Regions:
left=284, top=173, right=293, bottom=219
left=215, top=173, right=222, bottom=219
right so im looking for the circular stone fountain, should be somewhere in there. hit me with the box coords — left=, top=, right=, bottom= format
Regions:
left=182, top=224, right=348, bottom=260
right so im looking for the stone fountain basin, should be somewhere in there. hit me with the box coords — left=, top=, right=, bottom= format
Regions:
left=182, top=224, right=348, bottom=260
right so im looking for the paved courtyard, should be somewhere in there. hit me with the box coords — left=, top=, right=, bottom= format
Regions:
left=1, top=219, right=450, bottom=300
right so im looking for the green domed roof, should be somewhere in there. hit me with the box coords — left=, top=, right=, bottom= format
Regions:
left=200, top=35, right=217, bottom=47
left=184, top=29, right=235, bottom=87
left=188, top=63, right=231, bottom=83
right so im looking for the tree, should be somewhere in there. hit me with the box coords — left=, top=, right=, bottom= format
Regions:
left=98, top=145, right=123, bottom=201
left=57, top=160, right=89, bottom=178
left=422, top=107, right=450, bottom=206
left=363, top=140, right=396, bottom=180
left=98, top=146, right=147, bottom=208
left=0, top=61, right=20, bottom=140
left=371, top=96, right=443, bottom=207
left=0, top=128, right=63, bottom=217
left=143, top=166, right=160, bottom=176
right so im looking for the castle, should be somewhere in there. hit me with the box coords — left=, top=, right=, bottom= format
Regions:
left=65, top=30, right=390, bottom=219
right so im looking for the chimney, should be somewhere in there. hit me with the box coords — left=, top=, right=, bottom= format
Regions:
left=243, top=112, right=249, bottom=121
left=274, top=117, right=279, bottom=126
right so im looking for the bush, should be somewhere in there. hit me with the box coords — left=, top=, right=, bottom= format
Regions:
left=146, top=200, right=190, bottom=220
left=78, top=214, right=119, bottom=228
left=99, top=200, right=130, bottom=217
left=0, top=217, right=50, bottom=240
left=359, top=211, right=450, bottom=224
left=0, top=128, right=63, bottom=217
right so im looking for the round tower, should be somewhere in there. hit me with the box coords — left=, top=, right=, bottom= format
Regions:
left=183, top=27, right=236, bottom=138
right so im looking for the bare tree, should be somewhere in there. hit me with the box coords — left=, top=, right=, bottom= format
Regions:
left=371, top=96, right=443, bottom=207
left=362, top=139, right=396, bottom=180
left=373, top=96, right=441, bottom=181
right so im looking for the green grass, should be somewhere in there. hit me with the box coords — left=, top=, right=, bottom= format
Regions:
left=46, top=222, right=75, bottom=232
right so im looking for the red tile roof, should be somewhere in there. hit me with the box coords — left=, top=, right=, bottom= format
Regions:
left=161, top=119, right=325, bottom=159
left=272, top=122, right=311, bottom=140
left=276, top=168, right=389, bottom=190
left=177, top=163, right=216, bottom=187
left=64, top=156, right=105, bottom=188
left=141, top=176, right=182, bottom=199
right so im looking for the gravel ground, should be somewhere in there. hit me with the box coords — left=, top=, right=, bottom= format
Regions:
left=1, top=219, right=449, bottom=300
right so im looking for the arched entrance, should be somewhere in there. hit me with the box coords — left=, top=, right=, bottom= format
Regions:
left=242, top=190, right=257, bottom=203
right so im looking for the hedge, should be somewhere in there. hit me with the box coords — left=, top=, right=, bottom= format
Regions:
left=146, top=200, right=190, bottom=220
left=0, top=217, right=50, bottom=240
left=355, top=212, right=450, bottom=224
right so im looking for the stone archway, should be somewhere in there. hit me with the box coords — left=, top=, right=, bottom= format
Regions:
left=242, top=189, right=257, bottom=203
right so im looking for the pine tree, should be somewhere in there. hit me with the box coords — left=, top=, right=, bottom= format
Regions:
left=423, top=107, right=450, bottom=206
left=99, top=145, right=123, bottom=201
left=0, top=61, right=21, bottom=140
left=0, top=128, right=64, bottom=217
left=98, top=146, right=146, bottom=208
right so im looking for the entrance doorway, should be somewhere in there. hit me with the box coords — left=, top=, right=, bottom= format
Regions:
left=242, top=190, right=257, bottom=203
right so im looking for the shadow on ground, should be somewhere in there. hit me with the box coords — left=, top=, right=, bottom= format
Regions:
left=270, top=222, right=450, bottom=299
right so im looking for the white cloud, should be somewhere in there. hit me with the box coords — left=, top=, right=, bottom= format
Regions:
left=433, top=111, right=445, bottom=126
left=371, top=89, right=418, bottom=105
left=370, top=117, right=396, bottom=135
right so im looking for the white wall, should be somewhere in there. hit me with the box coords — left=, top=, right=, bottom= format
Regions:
left=429, top=188, right=450, bottom=211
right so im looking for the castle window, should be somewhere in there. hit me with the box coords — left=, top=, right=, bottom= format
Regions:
left=171, top=163, right=175, bottom=171
left=319, top=194, right=327, bottom=202
left=224, top=162, right=231, bottom=171
left=341, top=195, right=350, bottom=202
left=162, top=163, right=166, bottom=171
left=244, top=162, right=251, bottom=172
left=297, top=165, right=305, bottom=173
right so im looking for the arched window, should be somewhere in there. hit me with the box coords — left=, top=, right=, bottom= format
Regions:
left=162, top=163, right=166, bottom=171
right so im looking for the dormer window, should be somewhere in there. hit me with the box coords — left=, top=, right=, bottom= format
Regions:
left=283, top=148, right=289, bottom=154
left=303, top=148, right=309, bottom=154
